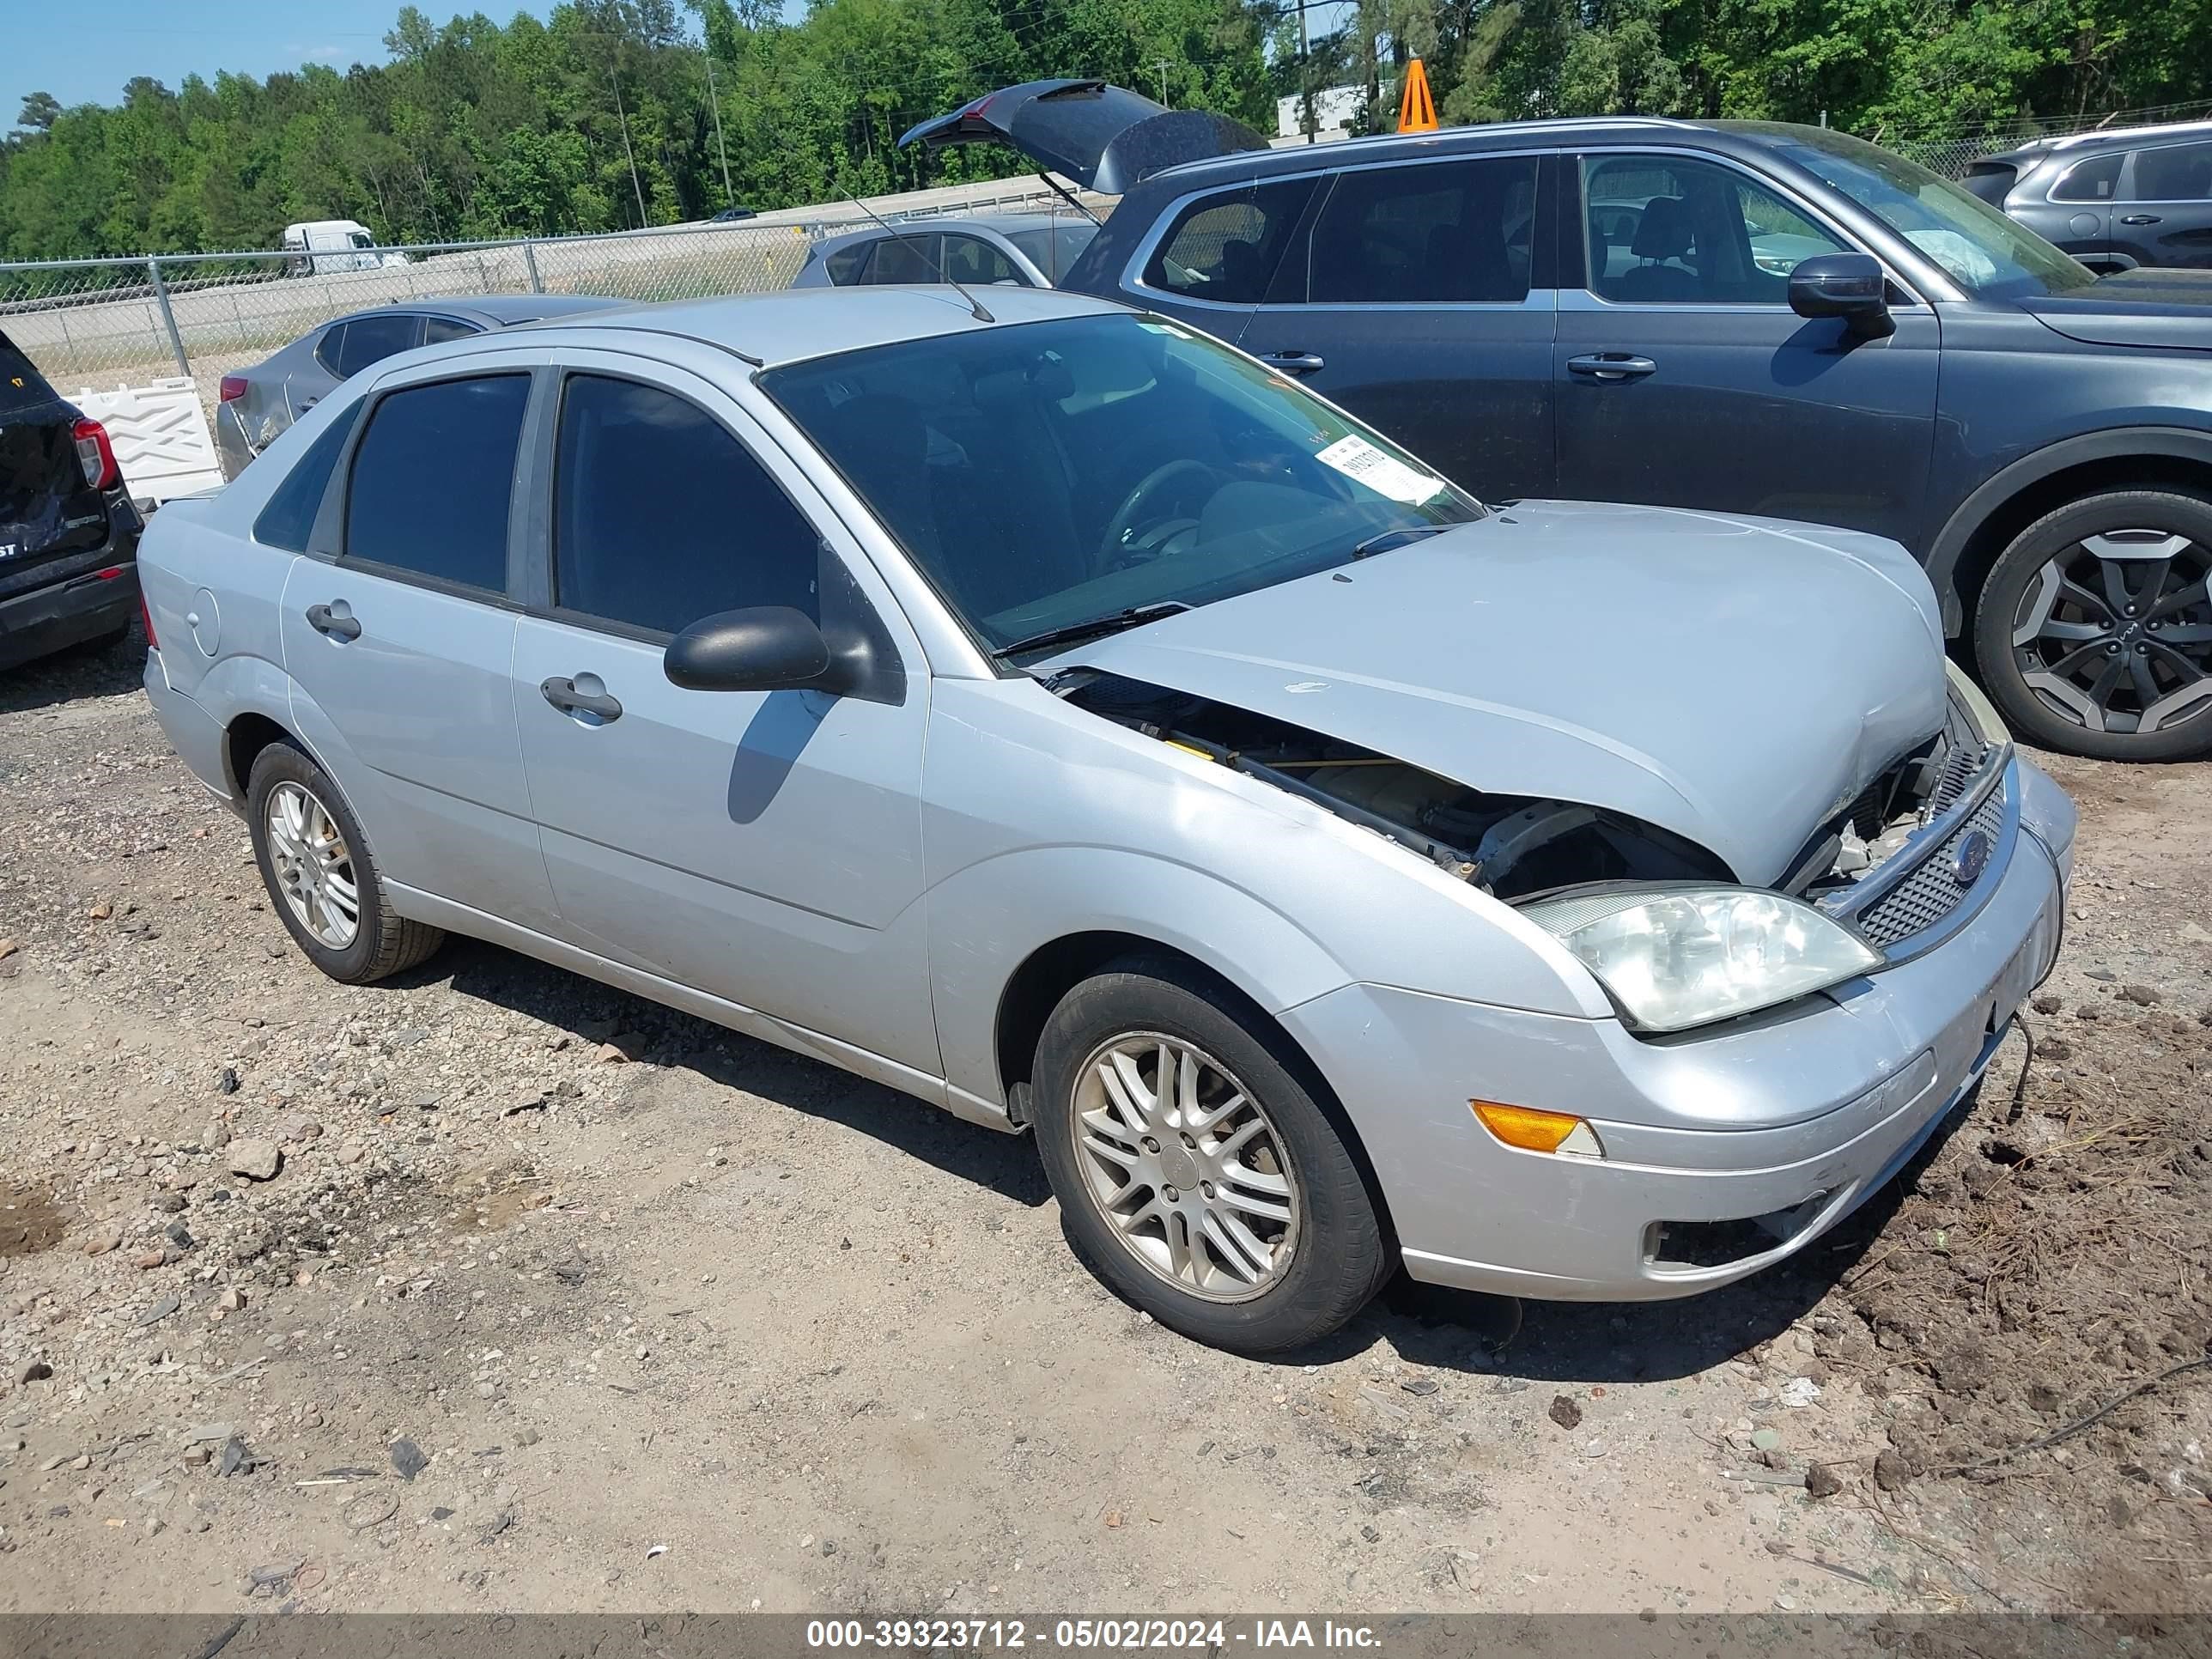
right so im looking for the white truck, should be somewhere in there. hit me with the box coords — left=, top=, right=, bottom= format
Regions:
left=282, top=220, right=408, bottom=276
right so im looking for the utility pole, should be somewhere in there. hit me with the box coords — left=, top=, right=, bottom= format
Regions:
left=702, top=41, right=733, bottom=204
left=1154, top=59, right=1171, bottom=106
left=1299, top=1, right=1314, bottom=143
left=607, top=60, right=648, bottom=227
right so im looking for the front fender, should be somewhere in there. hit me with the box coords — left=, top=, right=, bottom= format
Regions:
left=1925, top=424, right=2212, bottom=633
left=927, top=844, right=1357, bottom=1106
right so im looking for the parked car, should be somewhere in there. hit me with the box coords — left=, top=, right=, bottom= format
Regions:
left=282, top=220, right=408, bottom=277
left=137, top=287, right=2075, bottom=1352
left=0, top=327, right=142, bottom=672
left=902, top=82, right=2212, bottom=761
left=1964, top=120, right=2212, bottom=274
left=792, top=213, right=1101, bottom=290
left=214, top=295, right=629, bottom=481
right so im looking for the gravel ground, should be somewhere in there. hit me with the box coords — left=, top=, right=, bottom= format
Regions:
left=2, top=627, right=2207, bottom=1617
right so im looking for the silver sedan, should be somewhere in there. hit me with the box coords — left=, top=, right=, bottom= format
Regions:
left=212, top=294, right=628, bottom=481
left=137, top=286, right=2075, bottom=1352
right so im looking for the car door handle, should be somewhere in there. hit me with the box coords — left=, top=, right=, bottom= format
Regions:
left=1256, top=351, right=1326, bottom=374
left=304, top=602, right=361, bottom=641
left=2118, top=214, right=2162, bottom=226
left=1567, top=353, right=1658, bottom=382
left=540, top=677, right=623, bottom=722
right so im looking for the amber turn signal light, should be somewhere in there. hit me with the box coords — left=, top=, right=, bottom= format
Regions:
left=1471, top=1101, right=1604, bottom=1158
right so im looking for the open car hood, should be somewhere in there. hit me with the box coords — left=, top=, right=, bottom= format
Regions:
left=2020, top=267, right=2212, bottom=351
left=897, top=79, right=1268, bottom=194
left=1048, top=501, right=1951, bottom=886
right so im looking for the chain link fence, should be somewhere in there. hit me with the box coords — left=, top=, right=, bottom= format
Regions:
left=1886, top=98, right=2212, bottom=178
left=0, top=181, right=1107, bottom=422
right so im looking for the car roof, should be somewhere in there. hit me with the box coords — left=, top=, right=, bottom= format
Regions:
left=1976, top=118, right=2212, bottom=164
left=816, top=212, right=1088, bottom=248
left=1142, top=113, right=1724, bottom=186
left=325, top=294, right=629, bottom=330
left=539, top=284, right=1127, bottom=369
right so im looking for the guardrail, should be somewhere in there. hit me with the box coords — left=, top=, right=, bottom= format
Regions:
left=0, top=180, right=1108, bottom=417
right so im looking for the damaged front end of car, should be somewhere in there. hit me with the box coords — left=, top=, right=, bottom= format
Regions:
left=1051, top=659, right=2015, bottom=1034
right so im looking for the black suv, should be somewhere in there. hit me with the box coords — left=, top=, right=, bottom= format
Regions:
left=1, top=327, right=142, bottom=672
left=903, top=82, right=2212, bottom=760
left=1965, top=121, right=2212, bottom=275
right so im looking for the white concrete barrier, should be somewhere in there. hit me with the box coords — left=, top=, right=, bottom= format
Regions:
left=71, top=377, right=224, bottom=504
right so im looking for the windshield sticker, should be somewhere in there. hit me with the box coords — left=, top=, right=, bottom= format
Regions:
left=1905, top=228, right=1999, bottom=287
left=1314, top=434, right=1445, bottom=505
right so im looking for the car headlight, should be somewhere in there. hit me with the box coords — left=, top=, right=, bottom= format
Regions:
left=1522, top=886, right=1883, bottom=1034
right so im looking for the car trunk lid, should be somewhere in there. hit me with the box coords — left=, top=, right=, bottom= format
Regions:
left=2018, top=267, right=2212, bottom=351
left=1, top=332, right=109, bottom=588
left=897, top=79, right=1269, bottom=194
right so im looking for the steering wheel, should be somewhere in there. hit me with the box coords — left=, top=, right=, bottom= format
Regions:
left=1097, top=459, right=1219, bottom=569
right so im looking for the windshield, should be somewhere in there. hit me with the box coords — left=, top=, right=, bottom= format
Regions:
left=1744, top=126, right=2097, bottom=299
left=760, top=313, right=1481, bottom=655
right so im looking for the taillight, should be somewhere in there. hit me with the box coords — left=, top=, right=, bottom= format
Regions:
left=72, top=417, right=118, bottom=490
left=140, top=592, right=159, bottom=651
left=219, top=375, right=248, bottom=403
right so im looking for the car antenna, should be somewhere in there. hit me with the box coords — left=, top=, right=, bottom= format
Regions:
left=842, top=191, right=994, bottom=324
left=1036, top=171, right=1103, bottom=228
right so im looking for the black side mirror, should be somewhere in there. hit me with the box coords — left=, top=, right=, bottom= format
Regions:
left=664, top=606, right=846, bottom=695
left=1788, top=252, right=1894, bottom=337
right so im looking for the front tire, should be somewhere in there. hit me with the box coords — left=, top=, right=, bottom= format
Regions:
left=1972, top=489, right=2212, bottom=761
left=246, top=741, right=444, bottom=983
left=1031, top=957, right=1390, bottom=1353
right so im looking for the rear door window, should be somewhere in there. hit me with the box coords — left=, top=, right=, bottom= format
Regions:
left=313, top=325, right=348, bottom=376
left=942, top=234, right=1022, bottom=286
left=1305, top=157, right=1537, bottom=303
left=2129, top=141, right=2212, bottom=202
left=343, top=374, right=530, bottom=592
left=552, top=374, right=821, bottom=636
left=336, top=313, right=422, bottom=377
left=865, top=233, right=941, bottom=284
left=1141, top=179, right=1315, bottom=305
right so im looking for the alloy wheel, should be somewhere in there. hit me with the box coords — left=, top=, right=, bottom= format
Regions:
left=1068, top=1032, right=1302, bottom=1303
left=2009, top=530, right=2212, bottom=735
left=264, top=780, right=361, bottom=950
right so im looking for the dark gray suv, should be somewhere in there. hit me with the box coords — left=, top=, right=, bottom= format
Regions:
left=1965, top=122, right=2212, bottom=274
left=903, top=82, right=2212, bottom=761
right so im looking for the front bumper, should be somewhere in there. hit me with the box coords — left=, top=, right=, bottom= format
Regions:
left=1281, top=756, right=2069, bottom=1302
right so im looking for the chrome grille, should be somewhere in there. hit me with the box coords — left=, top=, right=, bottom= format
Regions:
left=1854, top=783, right=2007, bottom=951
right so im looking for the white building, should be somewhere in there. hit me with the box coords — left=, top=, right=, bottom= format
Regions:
left=1274, top=86, right=1362, bottom=143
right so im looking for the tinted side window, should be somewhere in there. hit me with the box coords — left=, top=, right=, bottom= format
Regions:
left=1583, top=155, right=1844, bottom=303
left=2051, top=152, right=2121, bottom=203
left=552, top=375, right=820, bottom=636
left=1308, top=157, right=1536, bottom=303
left=313, top=324, right=347, bottom=376
left=822, top=240, right=872, bottom=284
left=1143, top=179, right=1313, bottom=305
left=343, top=374, right=529, bottom=592
left=252, top=404, right=362, bottom=551
left=2130, top=142, right=2212, bottom=201
left=942, top=234, right=1021, bottom=285
left=866, top=234, right=939, bottom=284
left=337, top=313, right=421, bottom=377
left=423, top=317, right=479, bottom=344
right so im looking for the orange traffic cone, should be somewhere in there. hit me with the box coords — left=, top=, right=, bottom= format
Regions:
left=1398, top=58, right=1438, bottom=133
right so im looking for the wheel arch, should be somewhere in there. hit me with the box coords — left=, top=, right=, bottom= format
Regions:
left=1927, top=427, right=2212, bottom=635
left=992, top=927, right=1401, bottom=1243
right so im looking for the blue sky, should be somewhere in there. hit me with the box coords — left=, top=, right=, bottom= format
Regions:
left=3, top=1, right=558, bottom=124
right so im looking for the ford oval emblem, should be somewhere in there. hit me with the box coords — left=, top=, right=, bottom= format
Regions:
left=1951, top=829, right=1992, bottom=890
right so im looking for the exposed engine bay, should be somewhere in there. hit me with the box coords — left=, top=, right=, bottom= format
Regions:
left=1055, top=668, right=1995, bottom=903
left=1054, top=670, right=1731, bottom=899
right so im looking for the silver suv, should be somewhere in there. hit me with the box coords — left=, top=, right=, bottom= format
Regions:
left=137, top=287, right=2075, bottom=1352
left=1965, top=120, right=2212, bottom=273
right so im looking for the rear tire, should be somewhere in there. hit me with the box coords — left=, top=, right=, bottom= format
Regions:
left=1031, top=956, right=1390, bottom=1354
left=1971, top=489, right=2212, bottom=761
left=246, top=741, right=444, bottom=983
